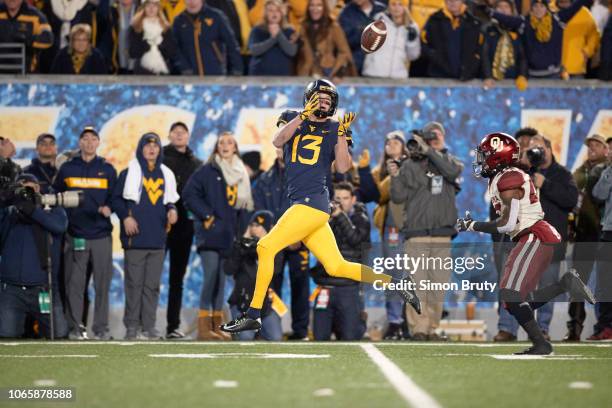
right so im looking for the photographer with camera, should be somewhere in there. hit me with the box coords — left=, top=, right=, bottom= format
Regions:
left=494, top=133, right=578, bottom=341
left=0, top=174, right=69, bottom=338
left=225, top=210, right=283, bottom=341
left=23, top=134, right=58, bottom=194
left=53, top=126, right=117, bottom=340
left=390, top=121, right=463, bottom=340
left=311, top=182, right=370, bottom=341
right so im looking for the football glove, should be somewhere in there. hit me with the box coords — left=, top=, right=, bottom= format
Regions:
left=338, top=112, right=356, bottom=146
left=456, top=211, right=475, bottom=232
left=300, top=93, right=320, bottom=120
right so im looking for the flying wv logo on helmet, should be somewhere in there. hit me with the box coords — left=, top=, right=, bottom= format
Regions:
left=472, top=132, right=521, bottom=178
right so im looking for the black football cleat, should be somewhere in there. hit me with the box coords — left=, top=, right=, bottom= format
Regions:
left=220, top=314, right=262, bottom=333
left=398, top=276, right=421, bottom=315
left=513, top=341, right=554, bottom=355
left=562, top=268, right=596, bottom=305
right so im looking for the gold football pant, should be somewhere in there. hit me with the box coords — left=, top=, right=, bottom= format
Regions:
left=250, top=204, right=392, bottom=309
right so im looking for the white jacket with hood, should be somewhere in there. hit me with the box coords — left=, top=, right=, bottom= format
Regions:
left=362, top=12, right=421, bottom=79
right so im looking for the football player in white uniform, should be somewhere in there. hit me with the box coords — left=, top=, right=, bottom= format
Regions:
left=457, top=133, right=595, bottom=355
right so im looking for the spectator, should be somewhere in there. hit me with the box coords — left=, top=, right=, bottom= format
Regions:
left=50, top=24, right=109, bottom=74
left=311, top=182, right=369, bottom=340
left=421, top=0, right=486, bottom=80
left=482, top=0, right=528, bottom=89
left=362, top=0, right=421, bottom=79
left=297, top=0, right=355, bottom=78
left=129, top=0, right=179, bottom=74
left=225, top=210, right=283, bottom=341
left=252, top=148, right=309, bottom=340
left=162, top=122, right=202, bottom=339
left=389, top=122, right=463, bottom=341
left=208, top=0, right=252, bottom=72
left=558, top=0, right=600, bottom=78
left=329, top=149, right=380, bottom=203
left=183, top=131, right=253, bottom=340
left=0, top=0, right=53, bottom=74
left=338, top=0, right=385, bottom=74
left=23, top=134, right=58, bottom=194
left=494, top=134, right=579, bottom=341
left=0, top=174, right=69, bottom=339
left=172, top=0, right=243, bottom=75
left=53, top=126, right=117, bottom=341
left=247, top=0, right=297, bottom=76
left=489, top=0, right=592, bottom=78
left=107, top=0, right=137, bottom=74
left=112, top=133, right=179, bottom=340
left=598, top=3, right=611, bottom=80
left=591, top=137, right=612, bottom=340
left=565, top=133, right=608, bottom=341
left=161, top=0, right=185, bottom=23
left=372, top=131, right=410, bottom=340
left=410, top=0, right=444, bottom=29
left=38, top=0, right=109, bottom=73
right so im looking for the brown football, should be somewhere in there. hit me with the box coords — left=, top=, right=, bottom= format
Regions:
left=360, top=19, right=387, bottom=54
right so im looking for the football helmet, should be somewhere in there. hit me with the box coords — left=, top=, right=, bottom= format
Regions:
left=303, top=79, right=338, bottom=118
left=473, top=132, right=520, bottom=178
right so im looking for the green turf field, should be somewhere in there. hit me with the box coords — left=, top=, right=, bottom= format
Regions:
left=1, top=342, right=611, bottom=408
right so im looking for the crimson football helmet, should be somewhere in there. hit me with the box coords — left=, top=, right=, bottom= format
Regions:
left=473, top=132, right=520, bottom=178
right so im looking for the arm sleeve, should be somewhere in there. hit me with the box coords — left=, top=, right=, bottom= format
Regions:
left=426, top=150, right=464, bottom=183
left=105, top=165, right=117, bottom=207
left=593, top=166, right=612, bottom=201
left=277, top=29, right=298, bottom=57
left=539, top=169, right=579, bottom=210
left=583, top=16, right=600, bottom=58
left=248, top=28, right=277, bottom=56
left=356, top=165, right=381, bottom=203
left=129, top=28, right=147, bottom=59
left=30, top=207, right=68, bottom=235
left=32, top=11, right=54, bottom=49
left=390, top=163, right=411, bottom=204
left=182, top=171, right=215, bottom=220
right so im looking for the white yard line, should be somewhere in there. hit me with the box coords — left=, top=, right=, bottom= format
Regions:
left=360, top=344, right=442, bottom=408
left=0, top=341, right=610, bottom=347
left=0, top=355, right=97, bottom=358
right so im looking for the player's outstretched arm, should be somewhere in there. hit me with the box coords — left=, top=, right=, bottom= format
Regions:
left=272, top=93, right=320, bottom=148
left=457, top=189, right=522, bottom=234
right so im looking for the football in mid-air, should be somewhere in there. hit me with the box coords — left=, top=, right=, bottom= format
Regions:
left=360, top=19, right=387, bottom=54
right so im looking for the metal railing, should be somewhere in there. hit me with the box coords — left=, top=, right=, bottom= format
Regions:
left=0, top=42, right=25, bottom=75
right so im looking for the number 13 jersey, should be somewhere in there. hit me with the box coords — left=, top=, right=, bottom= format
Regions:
left=277, top=110, right=340, bottom=213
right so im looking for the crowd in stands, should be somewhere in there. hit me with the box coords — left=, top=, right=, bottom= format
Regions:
left=0, top=0, right=610, bottom=81
left=0, top=117, right=610, bottom=342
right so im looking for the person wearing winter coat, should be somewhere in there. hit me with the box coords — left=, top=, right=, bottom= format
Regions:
left=182, top=131, right=254, bottom=340
left=129, top=0, right=179, bottom=74
left=362, top=0, right=420, bottom=79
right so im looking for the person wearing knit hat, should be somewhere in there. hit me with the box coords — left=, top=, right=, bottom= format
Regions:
left=249, top=210, right=274, bottom=233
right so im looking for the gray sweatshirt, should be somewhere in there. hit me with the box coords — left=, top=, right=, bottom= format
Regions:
left=390, top=148, right=463, bottom=239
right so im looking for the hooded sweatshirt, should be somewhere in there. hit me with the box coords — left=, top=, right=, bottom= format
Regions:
left=112, top=133, right=177, bottom=250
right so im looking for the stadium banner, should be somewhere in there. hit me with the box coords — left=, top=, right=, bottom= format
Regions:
left=1, top=79, right=610, bottom=307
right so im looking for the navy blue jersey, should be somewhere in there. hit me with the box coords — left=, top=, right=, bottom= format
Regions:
left=278, top=110, right=339, bottom=213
